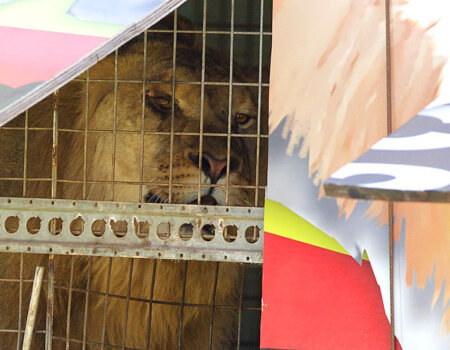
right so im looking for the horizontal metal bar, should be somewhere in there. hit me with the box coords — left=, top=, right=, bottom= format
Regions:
left=0, top=178, right=266, bottom=190
left=147, top=29, right=272, bottom=35
left=72, top=78, right=270, bottom=87
left=0, top=330, right=45, bottom=334
left=0, top=127, right=269, bottom=138
left=0, top=197, right=263, bottom=263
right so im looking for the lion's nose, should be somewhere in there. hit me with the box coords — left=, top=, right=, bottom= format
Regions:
left=188, top=152, right=238, bottom=184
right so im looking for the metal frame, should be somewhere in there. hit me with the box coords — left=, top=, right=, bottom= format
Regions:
left=0, top=197, right=263, bottom=263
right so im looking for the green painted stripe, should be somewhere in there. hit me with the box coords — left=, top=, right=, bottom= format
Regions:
left=264, top=199, right=369, bottom=260
left=0, top=0, right=124, bottom=37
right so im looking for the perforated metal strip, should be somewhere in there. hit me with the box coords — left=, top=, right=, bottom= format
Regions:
left=0, top=197, right=263, bottom=263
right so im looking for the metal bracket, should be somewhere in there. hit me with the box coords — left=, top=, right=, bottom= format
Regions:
left=0, top=197, right=264, bottom=263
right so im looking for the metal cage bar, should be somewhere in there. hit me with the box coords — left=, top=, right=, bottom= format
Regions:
left=81, top=256, right=93, bottom=350
left=112, top=51, right=119, bottom=201
left=0, top=0, right=271, bottom=348
left=45, top=89, right=60, bottom=350
left=196, top=0, right=208, bottom=205
left=16, top=253, right=24, bottom=350
left=100, top=258, right=113, bottom=350
left=225, top=0, right=235, bottom=206
left=22, top=111, right=28, bottom=197
left=65, top=256, right=75, bottom=350
left=144, top=261, right=157, bottom=349
left=209, top=262, right=220, bottom=349
left=139, top=31, right=149, bottom=204
left=254, top=0, right=265, bottom=207
left=82, top=69, right=90, bottom=200
left=176, top=261, right=188, bottom=349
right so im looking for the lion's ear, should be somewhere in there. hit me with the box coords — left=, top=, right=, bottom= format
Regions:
left=119, top=14, right=199, bottom=55
left=149, top=14, right=199, bottom=48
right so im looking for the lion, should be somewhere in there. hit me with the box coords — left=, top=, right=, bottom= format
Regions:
left=0, top=21, right=266, bottom=349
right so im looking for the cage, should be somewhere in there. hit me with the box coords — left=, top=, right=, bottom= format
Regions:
left=0, top=0, right=271, bottom=349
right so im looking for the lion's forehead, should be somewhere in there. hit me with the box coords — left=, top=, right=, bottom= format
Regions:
left=93, top=44, right=258, bottom=134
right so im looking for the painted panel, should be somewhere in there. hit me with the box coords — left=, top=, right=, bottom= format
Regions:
left=325, top=106, right=450, bottom=202
left=263, top=1, right=450, bottom=349
left=0, top=27, right=107, bottom=88
left=261, top=232, right=396, bottom=350
left=0, top=0, right=184, bottom=125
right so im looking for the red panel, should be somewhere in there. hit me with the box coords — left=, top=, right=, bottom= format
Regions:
left=261, top=232, right=401, bottom=350
left=0, top=26, right=108, bottom=88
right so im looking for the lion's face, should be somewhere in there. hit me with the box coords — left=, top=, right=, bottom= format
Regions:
left=88, top=40, right=264, bottom=206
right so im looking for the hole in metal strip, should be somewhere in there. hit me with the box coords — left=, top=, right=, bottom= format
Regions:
left=201, top=224, right=215, bottom=241
left=223, top=225, right=238, bottom=242
left=26, top=217, right=41, bottom=234
left=91, top=219, right=106, bottom=237
left=48, top=217, right=63, bottom=235
left=70, top=216, right=85, bottom=236
left=111, top=219, right=128, bottom=237
left=157, top=222, right=171, bottom=240
left=179, top=223, right=193, bottom=241
left=245, top=226, right=260, bottom=243
left=4, top=216, right=19, bottom=234
left=134, top=218, right=150, bottom=238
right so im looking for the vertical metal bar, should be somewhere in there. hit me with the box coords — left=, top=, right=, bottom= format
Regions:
left=385, top=0, right=395, bottom=348
left=22, top=266, right=45, bottom=350
left=121, top=259, right=134, bottom=349
left=389, top=202, right=395, bottom=348
left=208, top=262, right=220, bottom=350
left=168, top=11, right=178, bottom=204
left=112, top=51, right=119, bottom=201
left=196, top=0, right=208, bottom=204
left=45, top=255, right=55, bottom=350
left=83, top=69, right=90, bottom=199
left=100, top=258, right=113, bottom=350
left=16, top=254, right=24, bottom=350
left=46, top=89, right=59, bottom=350
left=145, top=261, right=157, bottom=349
left=177, top=261, right=188, bottom=350
left=254, top=0, right=265, bottom=206
left=22, top=110, right=28, bottom=197
left=140, top=31, right=149, bottom=203
left=65, top=256, right=75, bottom=349
left=225, top=0, right=235, bottom=206
left=236, top=264, right=246, bottom=350
left=82, top=257, right=93, bottom=350
left=51, top=90, right=59, bottom=199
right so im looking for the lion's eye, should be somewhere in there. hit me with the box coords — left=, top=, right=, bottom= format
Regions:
left=155, top=97, right=171, bottom=108
left=152, top=96, right=172, bottom=109
left=146, top=90, right=174, bottom=113
left=235, top=113, right=254, bottom=128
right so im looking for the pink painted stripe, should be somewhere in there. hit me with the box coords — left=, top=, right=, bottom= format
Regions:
left=0, top=26, right=108, bottom=88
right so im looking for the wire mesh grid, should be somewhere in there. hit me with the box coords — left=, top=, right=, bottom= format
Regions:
left=0, top=0, right=271, bottom=348
left=0, top=1, right=271, bottom=208
left=0, top=254, right=262, bottom=349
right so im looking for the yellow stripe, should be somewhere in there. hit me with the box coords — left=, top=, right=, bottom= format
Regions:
left=264, top=199, right=369, bottom=260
